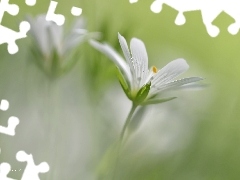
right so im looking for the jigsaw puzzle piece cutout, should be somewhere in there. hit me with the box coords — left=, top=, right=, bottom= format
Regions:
left=25, top=0, right=36, bottom=6
left=0, top=116, right=19, bottom=136
left=16, top=151, right=50, bottom=180
left=71, top=6, right=82, bottom=16
left=0, top=0, right=19, bottom=23
left=0, top=21, right=30, bottom=54
left=150, top=0, right=163, bottom=13
left=228, top=23, right=239, bottom=35
left=201, top=5, right=221, bottom=37
left=46, top=1, right=65, bottom=26
left=223, top=1, right=240, bottom=35
left=150, top=0, right=222, bottom=37
left=129, top=0, right=138, bottom=4
left=175, top=12, right=186, bottom=25
left=0, top=162, right=16, bottom=180
left=0, top=99, right=9, bottom=111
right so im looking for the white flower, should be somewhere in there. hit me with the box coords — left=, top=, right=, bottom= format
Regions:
left=90, top=33, right=203, bottom=105
left=27, top=14, right=91, bottom=58
left=27, top=14, right=100, bottom=78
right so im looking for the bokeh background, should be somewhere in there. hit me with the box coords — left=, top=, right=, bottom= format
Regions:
left=1, top=0, right=240, bottom=179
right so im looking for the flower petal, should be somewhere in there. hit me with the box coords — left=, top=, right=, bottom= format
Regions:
left=62, top=17, right=87, bottom=54
left=152, top=77, right=203, bottom=93
left=89, top=40, right=132, bottom=83
left=71, top=17, right=86, bottom=31
left=27, top=14, right=52, bottom=56
left=130, top=38, right=149, bottom=87
left=152, top=58, right=189, bottom=87
left=49, top=23, right=63, bottom=55
left=118, top=33, right=132, bottom=64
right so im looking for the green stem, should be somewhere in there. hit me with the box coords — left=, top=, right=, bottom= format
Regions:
left=111, top=103, right=137, bottom=179
left=120, top=103, right=137, bottom=142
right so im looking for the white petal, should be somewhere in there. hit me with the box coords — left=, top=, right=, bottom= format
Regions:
left=118, top=33, right=138, bottom=89
left=89, top=40, right=132, bottom=83
left=64, top=31, right=101, bottom=55
left=38, top=16, right=53, bottom=56
left=151, top=77, right=203, bottom=94
left=152, top=58, right=189, bottom=87
left=27, top=14, right=52, bottom=56
left=71, top=17, right=86, bottom=31
left=63, top=17, right=86, bottom=53
left=49, top=23, right=63, bottom=55
left=130, top=38, right=149, bottom=87
left=63, top=34, right=84, bottom=55
left=118, top=33, right=132, bottom=65
left=143, top=67, right=155, bottom=85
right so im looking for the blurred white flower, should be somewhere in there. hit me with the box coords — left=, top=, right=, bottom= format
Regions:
left=90, top=33, right=203, bottom=105
left=27, top=14, right=99, bottom=78
left=28, top=14, right=88, bottom=57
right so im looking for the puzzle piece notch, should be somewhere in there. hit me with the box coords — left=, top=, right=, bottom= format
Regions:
left=129, top=0, right=138, bottom=4
left=150, top=0, right=162, bottom=13
left=16, top=151, right=50, bottom=180
left=0, top=116, right=19, bottom=136
left=0, top=99, right=9, bottom=111
left=0, top=0, right=19, bottom=23
left=71, top=6, right=82, bottom=17
left=228, top=23, right=239, bottom=35
left=205, top=24, right=220, bottom=37
left=175, top=12, right=186, bottom=25
left=149, top=0, right=240, bottom=37
left=150, top=0, right=219, bottom=36
left=25, top=0, right=36, bottom=6
left=0, top=21, right=30, bottom=54
left=0, top=162, right=16, bottom=180
left=46, top=1, right=65, bottom=26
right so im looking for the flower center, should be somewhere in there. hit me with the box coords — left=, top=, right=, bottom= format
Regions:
left=152, top=66, right=158, bottom=73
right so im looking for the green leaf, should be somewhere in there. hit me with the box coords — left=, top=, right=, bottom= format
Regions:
left=142, top=97, right=177, bottom=106
left=134, top=82, right=151, bottom=105
left=116, top=68, right=132, bottom=100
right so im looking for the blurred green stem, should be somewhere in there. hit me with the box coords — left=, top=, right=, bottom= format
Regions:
left=120, top=103, right=137, bottom=142
left=44, top=79, right=61, bottom=180
left=97, top=104, right=138, bottom=179
left=111, top=103, right=137, bottom=179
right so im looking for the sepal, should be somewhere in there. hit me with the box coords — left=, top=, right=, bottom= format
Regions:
left=134, top=82, right=151, bottom=105
left=116, top=68, right=132, bottom=100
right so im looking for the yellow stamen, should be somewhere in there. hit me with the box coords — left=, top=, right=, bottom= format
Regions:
left=152, top=66, right=158, bottom=73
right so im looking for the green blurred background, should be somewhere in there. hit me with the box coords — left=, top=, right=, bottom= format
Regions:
left=1, top=0, right=240, bottom=179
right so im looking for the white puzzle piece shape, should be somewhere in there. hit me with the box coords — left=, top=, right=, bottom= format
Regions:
left=0, top=116, right=19, bottom=136
left=46, top=1, right=65, bottom=26
left=0, top=0, right=30, bottom=54
left=0, top=100, right=9, bottom=111
left=0, top=162, right=16, bottom=180
left=25, top=0, right=36, bottom=6
left=0, top=21, right=30, bottom=54
left=71, top=6, right=82, bottom=16
left=0, top=0, right=19, bottom=23
left=150, top=0, right=240, bottom=37
left=16, top=151, right=50, bottom=180
left=129, top=0, right=138, bottom=4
